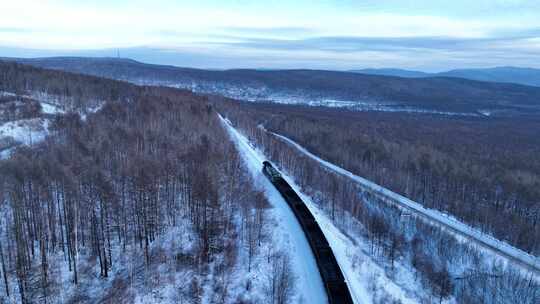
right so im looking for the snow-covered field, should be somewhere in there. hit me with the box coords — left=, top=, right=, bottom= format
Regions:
left=0, top=91, right=106, bottom=160
left=268, top=131, right=540, bottom=277
left=0, top=117, right=50, bottom=146
left=220, top=114, right=432, bottom=304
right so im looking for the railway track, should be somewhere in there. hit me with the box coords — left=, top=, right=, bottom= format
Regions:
left=262, top=161, right=355, bottom=304
left=268, top=130, right=540, bottom=277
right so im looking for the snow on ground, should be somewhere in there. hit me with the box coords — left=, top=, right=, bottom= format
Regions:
left=219, top=114, right=328, bottom=304
left=0, top=91, right=105, bottom=160
left=282, top=172, right=424, bottom=304
left=40, top=102, right=65, bottom=115
left=220, top=114, right=431, bottom=304
left=139, top=80, right=482, bottom=117
left=268, top=131, right=540, bottom=277
left=0, top=148, right=14, bottom=159
left=0, top=117, right=50, bottom=146
left=0, top=211, right=200, bottom=304
left=310, top=100, right=481, bottom=117
left=77, top=102, right=105, bottom=121
left=26, top=91, right=69, bottom=105
left=0, top=91, right=17, bottom=97
left=26, top=91, right=105, bottom=119
left=0, top=91, right=65, bottom=115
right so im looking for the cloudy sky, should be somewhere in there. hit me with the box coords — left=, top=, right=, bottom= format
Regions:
left=1, top=0, right=539, bottom=71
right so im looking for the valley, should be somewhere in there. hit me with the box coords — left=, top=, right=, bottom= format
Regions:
left=0, top=60, right=538, bottom=304
left=7, top=57, right=540, bottom=117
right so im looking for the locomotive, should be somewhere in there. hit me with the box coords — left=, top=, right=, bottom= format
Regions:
left=262, top=161, right=354, bottom=304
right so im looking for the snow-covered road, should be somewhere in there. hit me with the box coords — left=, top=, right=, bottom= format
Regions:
left=218, top=114, right=328, bottom=304
left=268, top=130, right=540, bottom=276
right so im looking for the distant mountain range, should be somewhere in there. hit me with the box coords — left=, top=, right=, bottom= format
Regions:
left=3, top=57, right=540, bottom=117
left=351, top=67, right=540, bottom=87
left=350, top=68, right=431, bottom=78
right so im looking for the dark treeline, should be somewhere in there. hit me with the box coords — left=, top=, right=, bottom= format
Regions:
left=0, top=95, right=42, bottom=123
left=216, top=101, right=540, bottom=255
left=0, top=61, right=136, bottom=110
left=0, top=65, right=294, bottom=303
left=215, top=99, right=539, bottom=304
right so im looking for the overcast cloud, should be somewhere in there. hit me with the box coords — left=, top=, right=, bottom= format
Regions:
left=0, top=0, right=539, bottom=71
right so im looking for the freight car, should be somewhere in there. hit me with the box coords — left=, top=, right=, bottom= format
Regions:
left=262, top=161, right=354, bottom=304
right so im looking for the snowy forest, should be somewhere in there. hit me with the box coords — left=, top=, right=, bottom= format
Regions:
left=216, top=101, right=540, bottom=255
left=0, top=62, right=296, bottom=303
left=216, top=98, right=539, bottom=304
left=0, top=61, right=539, bottom=304
left=1, top=0, right=540, bottom=303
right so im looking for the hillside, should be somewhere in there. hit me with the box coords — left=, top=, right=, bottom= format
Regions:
left=350, top=68, right=430, bottom=78
left=353, top=66, right=540, bottom=87
left=438, top=67, right=540, bottom=87
left=5, top=57, right=540, bottom=116
left=0, top=62, right=309, bottom=304
left=1, top=58, right=538, bottom=304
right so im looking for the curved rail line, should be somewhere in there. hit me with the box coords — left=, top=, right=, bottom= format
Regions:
left=262, top=161, right=355, bottom=304
left=268, top=131, right=540, bottom=277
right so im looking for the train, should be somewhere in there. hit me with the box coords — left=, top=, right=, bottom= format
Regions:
left=262, top=161, right=354, bottom=304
